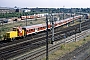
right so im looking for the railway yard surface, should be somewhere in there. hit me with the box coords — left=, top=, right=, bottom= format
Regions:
left=0, top=15, right=90, bottom=60
left=48, top=30, right=90, bottom=60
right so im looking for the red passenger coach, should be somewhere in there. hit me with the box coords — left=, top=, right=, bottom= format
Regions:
left=54, top=21, right=60, bottom=27
left=58, top=22, right=63, bottom=26
left=22, top=24, right=47, bottom=36
left=22, top=26, right=36, bottom=35
left=34, top=24, right=46, bottom=32
left=61, top=20, right=66, bottom=25
left=21, top=16, right=26, bottom=20
left=69, top=17, right=73, bottom=22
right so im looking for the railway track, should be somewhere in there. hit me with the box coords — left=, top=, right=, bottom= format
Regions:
left=0, top=20, right=90, bottom=60
left=58, top=36, right=90, bottom=60
left=0, top=22, right=67, bottom=47
left=0, top=25, right=71, bottom=48
left=11, top=29, right=90, bottom=60
left=0, top=19, right=86, bottom=47
left=0, top=19, right=88, bottom=48
left=0, top=20, right=89, bottom=51
left=84, top=54, right=90, bottom=60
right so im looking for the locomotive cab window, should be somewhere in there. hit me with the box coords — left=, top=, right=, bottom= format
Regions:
left=13, top=28, right=17, bottom=31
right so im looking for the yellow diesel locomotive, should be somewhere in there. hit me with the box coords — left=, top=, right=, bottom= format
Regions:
left=4, top=27, right=25, bottom=40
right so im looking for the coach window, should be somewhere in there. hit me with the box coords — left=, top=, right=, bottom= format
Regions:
left=32, top=29, right=34, bottom=32
left=31, top=29, right=33, bottom=31
left=43, top=26, right=45, bottom=28
left=34, top=29, right=35, bottom=31
left=27, top=30, right=29, bottom=32
left=45, top=26, right=46, bottom=28
left=40, top=27, right=41, bottom=29
left=42, top=27, right=43, bottom=29
left=33, top=29, right=35, bottom=32
left=59, top=23, right=61, bottom=25
left=38, top=28, right=39, bottom=30
left=42, top=27, right=44, bottom=29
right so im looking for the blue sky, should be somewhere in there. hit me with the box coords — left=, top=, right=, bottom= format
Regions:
left=0, top=0, right=90, bottom=8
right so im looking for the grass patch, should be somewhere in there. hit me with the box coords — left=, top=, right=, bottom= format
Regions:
left=42, top=35, right=90, bottom=60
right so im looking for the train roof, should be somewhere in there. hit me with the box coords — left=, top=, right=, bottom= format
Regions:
left=23, top=25, right=35, bottom=29
left=22, top=15, right=81, bottom=30
left=60, top=19, right=65, bottom=22
left=23, top=24, right=46, bottom=29
left=55, top=21, right=61, bottom=24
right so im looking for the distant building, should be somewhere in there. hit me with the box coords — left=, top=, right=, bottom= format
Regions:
left=0, top=7, right=15, bottom=13
left=0, top=7, right=9, bottom=13
left=15, top=9, right=23, bottom=12
left=15, top=8, right=31, bottom=13
left=21, top=8, right=31, bottom=12
left=15, top=9, right=20, bottom=12
left=23, top=9, right=31, bottom=12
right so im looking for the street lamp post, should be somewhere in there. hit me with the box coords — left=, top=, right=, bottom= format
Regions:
left=26, top=13, right=27, bottom=26
left=80, top=9, right=82, bottom=32
left=71, top=8, right=74, bottom=24
left=51, top=14, right=54, bottom=44
left=63, top=6, right=65, bottom=20
left=49, top=11, right=54, bottom=44
left=46, top=15, right=48, bottom=60
left=75, top=27, right=77, bottom=42
left=45, top=11, right=55, bottom=60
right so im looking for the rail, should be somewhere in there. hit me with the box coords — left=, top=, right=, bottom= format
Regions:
left=11, top=29, right=90, bottom=60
